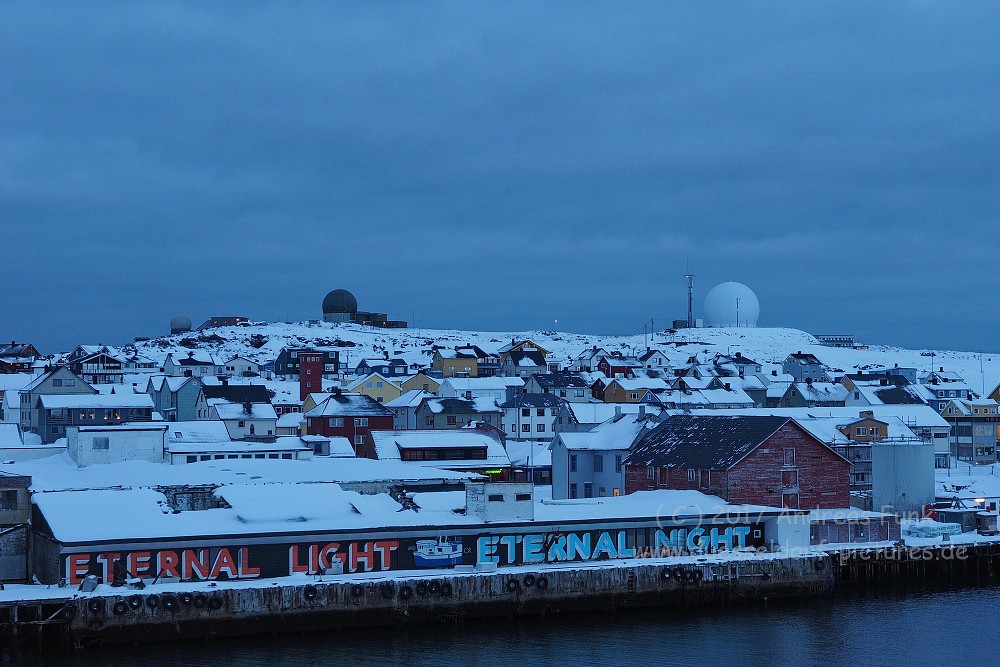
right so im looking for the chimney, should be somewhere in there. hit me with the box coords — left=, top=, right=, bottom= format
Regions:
left=860, top=410, right=874, bottom=419
left=724, top=382, right=731, bottom=391
left=615, top=405, right=622, bottom=418
left=805, top=377, right=813, bottom=385
left=334, top=387, right=342, bottom=397
left=939, top=366, right=944, bottom=373
left=771, top=370, right=777, bottom=377
left=880, top=378, right=887, bottom=386
left=639, top=405, right=646, bottom=417
left=735, top=352, right=742, bottom=359
left=222, top=378, right=229, bottom=386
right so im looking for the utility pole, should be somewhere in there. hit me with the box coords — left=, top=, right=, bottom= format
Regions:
left=685, top=270, right=695, bottom=328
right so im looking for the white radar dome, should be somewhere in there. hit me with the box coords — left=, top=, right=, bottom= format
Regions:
left=703, top=282, right=760, bottom=327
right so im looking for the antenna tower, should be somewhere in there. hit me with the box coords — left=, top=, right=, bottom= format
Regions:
left=685, top=269, right=695, bottom=328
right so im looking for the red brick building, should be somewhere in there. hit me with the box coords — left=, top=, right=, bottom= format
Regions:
left=624, top=415, right=850, bottom=509
left=304, top=390, right=394, bottom=455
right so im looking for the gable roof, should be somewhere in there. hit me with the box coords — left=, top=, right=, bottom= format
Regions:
left=626, top=415, right=797, bottom=469
left=201, top=383, right=272, bottom=404
left=419, top=397, right=501, bottom=415
left=530, top=372, right=590, bottom=389
left=305, top=392, right=394, bottom=418
left=500, top=393, right=564, bottom=409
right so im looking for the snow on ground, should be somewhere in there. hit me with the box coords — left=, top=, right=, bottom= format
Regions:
left=119, top=320, right=1000, bottom=396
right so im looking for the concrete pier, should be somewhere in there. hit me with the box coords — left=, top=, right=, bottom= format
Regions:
left=1, top=553, right=831, bottom=652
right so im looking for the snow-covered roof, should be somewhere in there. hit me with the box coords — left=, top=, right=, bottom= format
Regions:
left=385, top=389, right=431, bottom=409
left=276, top=413, right=304, bottom=427
left=368, top=429, right=510, bottom=469
left=305, top=393, right=393, bottom=418
left=347, top=373, right=401, bottom=392
left=440, top=377, right=512, bottom=392
left=212, top=402, right=278, bottom=421
left=557, top=413, right=657, bottom=452
left=39, top=394, right=154, bottom=409
left=325, top=436, right=356, bottom=457
left=0, top=423, right=23, bottom=448
left=4, top=452, right=480, bottom=494
left=165, top=421, right=233, bottom=444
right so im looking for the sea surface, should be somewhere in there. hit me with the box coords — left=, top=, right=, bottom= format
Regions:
left=3, top=585, right=994, bottom=667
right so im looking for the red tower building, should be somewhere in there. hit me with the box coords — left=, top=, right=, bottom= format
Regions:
left=299, top=351, right=324, bottom=401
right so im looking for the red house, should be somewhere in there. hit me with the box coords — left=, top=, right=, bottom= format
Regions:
left=624, top=415, right=850, bottom=509
left=596, top=356, right=637, bottom=380
left=304, top=389, right=394, bottom=455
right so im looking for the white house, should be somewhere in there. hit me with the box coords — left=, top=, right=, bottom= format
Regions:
left=66, top=423, right=168, bottom=467
left=210, top=401, right=278, bottom=440
left=163, top=351, right=219, bottom=377
left=438, top=377, right=516, bottom=403
left=220, top=356, right=260, bottom=378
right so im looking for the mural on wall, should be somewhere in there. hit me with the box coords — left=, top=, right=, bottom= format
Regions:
left=61, top=523, right=765, bottom=585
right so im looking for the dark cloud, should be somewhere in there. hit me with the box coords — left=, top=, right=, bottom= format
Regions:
left=2, top=2, right=999, bottom=352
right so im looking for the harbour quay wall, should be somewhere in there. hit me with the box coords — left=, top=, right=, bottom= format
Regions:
left=2, top=554, right=830, bottom=651
left=828, top=541, right=1000, bottom=587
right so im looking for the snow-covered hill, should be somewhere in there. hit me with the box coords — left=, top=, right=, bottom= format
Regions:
left=130, top=321, right=1000, bottom=395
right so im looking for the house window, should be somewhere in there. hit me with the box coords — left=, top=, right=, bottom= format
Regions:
left=615, top=455, right=622, bottom=473
left=569, top=484, right=578, bottom=499
left=594, top=455, right=603, bottom=472
left=186, top=455, right=197, bottom=463
left=584, top=483, right=593, bottom=498
left=570, top=454, right=577, bottom=472
left=354, top=435, right=364, bottom=445
left=536, top=424, right=545, bottom=432
left=687, top=469, right=696, bottom=482
left=52, top=379, right=63, bottom=387
left=647, top=466, right=654, bottom=479
left=354, top=418, right=368, bottom=427
left=238, top=420, right=245, bottom=428
left=521, top=408, right=530, bottom=417
left=447, top=416, right=458, bottom=425
left=854, top=391, right=860, bottom=400
left=0, top=490, right=17, bottom=511
left=92, top=437, right=110, bottom=450
left=521, top=424, right=530, bottom=432
left=559, top=390, right=567, bottom=397
left=515, top=493, right=531, bottom=501
left=64, top=379, right=75, bottom=386
left=783, top=448, right=796, bottom=466
left=329, top=417, right=344, bottom=427
left=855, top=427, right=868, bottom=436
left=630, top=392, right=639, bottom=400
left=488, top=494, right=504, bottom=502
left=574, top=390, right=585, bottom=398
left=536, top=408, right=545, bottom=417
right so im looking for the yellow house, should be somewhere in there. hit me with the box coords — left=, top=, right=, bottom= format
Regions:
left=302, top=391, right=332, bottom=414
left=604, top=378, right=669, bottom=403
left=347, top=372, right=403, bottom=404
left=400, top=372, right=441, bottom=395
left=432, top=350, right=478, bottom=377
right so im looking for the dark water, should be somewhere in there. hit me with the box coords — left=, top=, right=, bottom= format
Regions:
left=4, top=587, right=995, bottom=667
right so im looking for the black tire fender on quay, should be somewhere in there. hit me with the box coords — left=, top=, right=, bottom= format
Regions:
left=86, top=598, right=105, bottom=615
left=180, top=592, right=194, bottom=606
left=112, top=601, right=129, bottom=616
left=207, top=596, right=224, bottom=611
left=162, top=595, right=178, bottom=610
left=535, top=576, right=549, bottom=590
left=815, top=558, right=827, bottom=571
left=351, top=584, right=365, bottom=598
left=193, top=594, right=208, bottom=608
left=146, top=594, right=160, bottom=609
left=523, top=574, right=536, bottom=588
left=692, top=569, right=705, bottom=582
left=428, top=580, right=440, bottom=595
left=671, top=567, right=686, bottom=581
left=505, top=579, right=520, bottom=593
left=416, top=581, right=429, bottom=596
left=128, top=595, right=143, bottom=609
left=399, top=585, right=414, bottom=600
left=439, top=582, right=453, bottom=597
left=303, top=585, right=318, bottom=601
left=380, top=582, right=395, bottom=599
left=660, top=567, right=672, bottom=581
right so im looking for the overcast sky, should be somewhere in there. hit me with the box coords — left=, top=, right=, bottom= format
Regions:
left=3, top=2, right=999, bottom=353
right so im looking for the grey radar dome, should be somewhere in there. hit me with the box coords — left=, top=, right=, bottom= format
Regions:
left=703, top=282, right=760, bottom=327
left=170, top=314, right=192, bottom=334
left=322, top=289, right=358, bottom=315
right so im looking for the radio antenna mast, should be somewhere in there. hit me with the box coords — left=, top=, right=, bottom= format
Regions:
left=685, top=261, right=695, bottom=328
